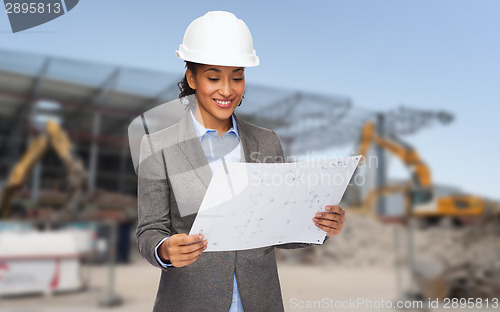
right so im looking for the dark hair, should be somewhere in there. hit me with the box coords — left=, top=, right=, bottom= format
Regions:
left=177, top=61, right=199, bottom=98
left=177, top=61, right=244, bottom=105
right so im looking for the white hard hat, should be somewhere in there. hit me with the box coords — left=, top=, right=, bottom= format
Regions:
left=176, top=11, right=259, bottom=67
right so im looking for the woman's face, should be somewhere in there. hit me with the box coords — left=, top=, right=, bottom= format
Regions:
left=187, top=64, right=245, bottom=128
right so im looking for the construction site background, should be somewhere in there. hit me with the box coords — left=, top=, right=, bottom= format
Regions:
left=2, top=2, right=500, bottom=311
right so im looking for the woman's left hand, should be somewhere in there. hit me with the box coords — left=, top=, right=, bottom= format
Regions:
left=312, top=205, right=345, bottom=237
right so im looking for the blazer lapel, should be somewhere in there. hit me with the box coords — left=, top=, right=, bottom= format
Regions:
left=234, top=113, right=259, bottom=164
left=177, top=110, right=213, bottom=188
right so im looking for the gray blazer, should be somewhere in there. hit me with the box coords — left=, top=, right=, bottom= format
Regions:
left=136, top=109, right=310, bottom=312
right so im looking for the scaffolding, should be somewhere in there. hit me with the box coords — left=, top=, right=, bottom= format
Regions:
left=0, top=48, right=452, bottom=203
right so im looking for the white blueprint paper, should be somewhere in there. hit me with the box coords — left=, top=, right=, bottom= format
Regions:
left=189, top=156, right=361, bottom=251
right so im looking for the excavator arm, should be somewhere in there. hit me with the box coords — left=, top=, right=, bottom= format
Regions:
left=358, top=122, right=432, bottom=188
left=0, top=121, right=87, bottom=219
left=357, top=121, right=433, bottom=215
left=0, top=134, right=50, bottom=218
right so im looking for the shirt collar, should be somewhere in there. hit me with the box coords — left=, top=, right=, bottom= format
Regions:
left=189, top=106, right=240, bottom=140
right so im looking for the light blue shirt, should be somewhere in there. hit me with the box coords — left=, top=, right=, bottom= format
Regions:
left=155, top=107, right=244, bottom=311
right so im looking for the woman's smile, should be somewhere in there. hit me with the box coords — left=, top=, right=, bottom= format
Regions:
left=213, top=98, right=234, bottom=108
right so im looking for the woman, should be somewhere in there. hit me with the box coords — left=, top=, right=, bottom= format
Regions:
left=136, top=11, right=345, bottom=312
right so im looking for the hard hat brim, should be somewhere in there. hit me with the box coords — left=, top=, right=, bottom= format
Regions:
left=176, top=47, right=259, bottom=67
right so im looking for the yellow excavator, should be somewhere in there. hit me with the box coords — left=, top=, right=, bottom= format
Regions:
left=357, top=121, right=497, bottom=223
left=0, top=120, right=87, bottom=219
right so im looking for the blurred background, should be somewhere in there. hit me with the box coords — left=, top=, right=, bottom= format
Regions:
left=1, top=1, right=499, bottom=311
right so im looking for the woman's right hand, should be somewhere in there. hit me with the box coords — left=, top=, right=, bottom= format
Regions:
left=158, top=233, right=207, bottom=267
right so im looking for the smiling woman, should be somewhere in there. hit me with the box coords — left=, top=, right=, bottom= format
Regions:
left=185, top=64, right=245, bottom=133
left=135, top=10, right=346, bottom=312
